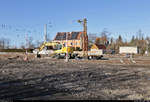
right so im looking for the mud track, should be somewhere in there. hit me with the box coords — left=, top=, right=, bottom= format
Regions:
left=0, top=58, right=150, bottom=100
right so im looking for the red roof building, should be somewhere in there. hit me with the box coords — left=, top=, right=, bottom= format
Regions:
left=53, top=31, right=83, bottom=50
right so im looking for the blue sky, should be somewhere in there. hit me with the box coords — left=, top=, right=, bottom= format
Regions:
left=0, top=0, right=150, bottom=47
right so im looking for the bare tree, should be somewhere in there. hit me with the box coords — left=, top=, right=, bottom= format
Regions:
left=88, top=33, right=97, bottom=43
left=137, top=29, right=144, bottom=40
left=100, top=28, right=110, bottom=45
left=95, top=29, right=110, bottom=46
left=135, top=31, right=147, bottom=54
left=20, top=42, right=25, bottom=49
left=114, top=35, right=124, bottom=53
left=35, top=40, right=42, bottom=48
left=6, top=40, right=10, bottom=49
left=110, top=37, right=114, bottom=45
left=145, top=36, right=150, bottom=41
left=28, top=37, right=35, bottom=49
left=0, top=38, right=10, bottom=49
left=129, top=35, right=136, bottom=46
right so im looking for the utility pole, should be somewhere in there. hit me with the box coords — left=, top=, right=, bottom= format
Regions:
left=65, top=33, right=69, bottom=62
left=25, top=33, right=29, bottom=54
left=24, top=33, right=28, bottom=61
left=44, top=24, right=47, bottom=43
left=146, top=40, right=149, bottom=56
left=78, top=18, right=88, bottom=59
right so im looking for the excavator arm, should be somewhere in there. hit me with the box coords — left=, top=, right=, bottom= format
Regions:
left=39, top=42, right=59, bottom=51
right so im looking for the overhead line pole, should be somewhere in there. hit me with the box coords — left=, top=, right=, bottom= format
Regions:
left=78, top=18, right=88, bottom=59
left=65, top=33, right=69, bottom=62
left=44, top=24, right=47, bottom=43
left=83, top=18, right=88, bottom=59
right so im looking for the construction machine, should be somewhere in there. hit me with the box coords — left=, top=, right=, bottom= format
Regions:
left=33, top=42, right=75, bottom=59
left=39, top=42, right=58, bottom=52
left=33, top=42, right=59, bottom=55
left=53, top=44, right=74, bottom=59
left=73, top=48, right=103, bottom=60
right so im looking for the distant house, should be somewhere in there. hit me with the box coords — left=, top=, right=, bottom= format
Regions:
left=91, top=44, right=106, bottom=50
left=53, top=31, right=83, bottom=50
left=95, top=37, right=109, bottom=46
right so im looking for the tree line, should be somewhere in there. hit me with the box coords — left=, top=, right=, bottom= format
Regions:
left=0, top=29, right=150, bottom=54
left=88, top=29, right=150, bottom=54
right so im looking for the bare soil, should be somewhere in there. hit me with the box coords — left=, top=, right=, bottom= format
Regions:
left=0, top=53, right=150, bottom=100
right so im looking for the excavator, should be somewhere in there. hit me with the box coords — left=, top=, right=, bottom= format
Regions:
left=33, top=42, right=75, bottom=59
left=39, top=42, right=59, bottom=52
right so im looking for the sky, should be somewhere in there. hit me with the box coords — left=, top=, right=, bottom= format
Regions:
left=0, top=0, right=150, bottom=48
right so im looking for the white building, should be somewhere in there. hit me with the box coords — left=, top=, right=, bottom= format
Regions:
left=119, top=46, right=139, bottom=54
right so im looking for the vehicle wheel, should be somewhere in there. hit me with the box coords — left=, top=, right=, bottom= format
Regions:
left=71, top=54, right=74, bottom=59
left=36, top=54, right=41, bottom=58
left=52, top=54, right=56, bottom=58
left=72, top=54, right=77, bottom=59
left=75, top=56, right=81, bottom=60
left=96, top=56, right=101, bottom=60
left=88, top=56, right=92, bottom=60
left=56, top=54, right=60, bottom=59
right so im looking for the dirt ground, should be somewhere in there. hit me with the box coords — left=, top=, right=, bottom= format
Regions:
left=0, top=53, right=150, bottom=100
